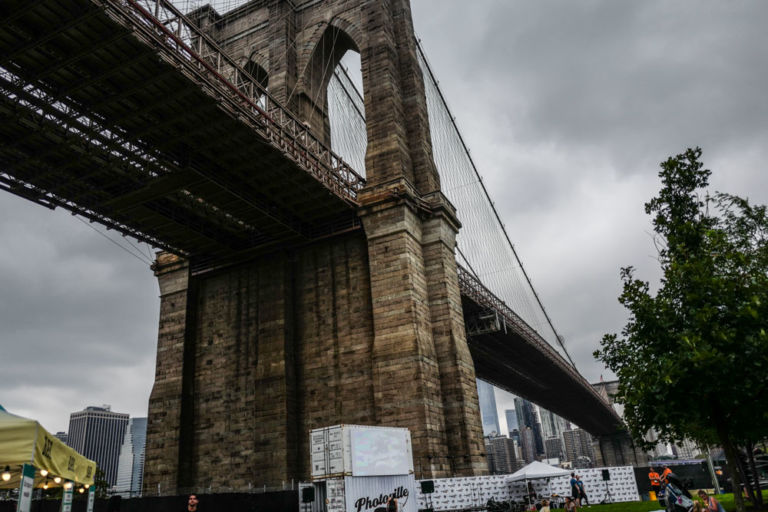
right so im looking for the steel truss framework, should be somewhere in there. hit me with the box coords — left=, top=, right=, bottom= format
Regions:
left=458, top=265, right=623, bottom=435
left=118, top=0, right=365, bottom=200
left=0, top=0, right=364, bottom=262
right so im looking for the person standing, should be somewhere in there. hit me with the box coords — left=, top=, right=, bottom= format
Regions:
left=570, top=473, right=580, bottom=506
left=576, top=475, right=589, bottom=506
left=527, top=480, right=537, bottom=504
left=648, top=467, right=662, bottom=498
left=661, top=466, right=673, bottom=485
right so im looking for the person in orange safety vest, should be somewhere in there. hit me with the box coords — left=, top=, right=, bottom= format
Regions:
left=648, top=467, right=662, bottom=495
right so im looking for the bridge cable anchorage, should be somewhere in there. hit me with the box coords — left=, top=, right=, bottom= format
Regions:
left=456, top=246, right=481, bottom=281
left=75, top=216, right=154, bottom=266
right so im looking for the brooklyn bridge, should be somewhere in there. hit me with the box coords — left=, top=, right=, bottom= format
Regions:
left=0, top=0, right=643, bottom=494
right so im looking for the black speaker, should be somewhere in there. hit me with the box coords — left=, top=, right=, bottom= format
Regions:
left=601, top=469, right=611, bottom=481
left=420, top=480, right=435, bottom=494
left=302, top=486, right=315, bottom=503
left=107, top=495, right=122, bottom=512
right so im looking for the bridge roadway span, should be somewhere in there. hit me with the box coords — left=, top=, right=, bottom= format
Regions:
left=0, top=0, right=622, bottom=436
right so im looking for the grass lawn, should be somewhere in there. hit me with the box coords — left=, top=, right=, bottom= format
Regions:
left=580, top=491, right=768, bottom=512
left=575, top=500, right=660, bottom=511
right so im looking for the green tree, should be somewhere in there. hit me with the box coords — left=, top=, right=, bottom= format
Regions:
left=595, top=148, right=768, bottom=512
left=93, top=467, right=109, bottom=499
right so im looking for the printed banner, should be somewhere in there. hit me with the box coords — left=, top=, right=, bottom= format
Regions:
left=86, top=486, right=96, bottom=512
left=60, top=485, right=73, bottom=512
left=344, top=475, right=417, bottom=512
left=416, top=466, right=640, bottom=511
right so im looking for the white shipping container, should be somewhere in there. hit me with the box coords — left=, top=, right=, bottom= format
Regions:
left=310, top=425, right=414, bottom=480
left=326, top=479, right=347, bottom=512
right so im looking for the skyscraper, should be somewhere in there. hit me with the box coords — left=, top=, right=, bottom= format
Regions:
left=519, top=426, right=537, bottom=464
left=563, top=428, right=596, bottom=466
left=509, top=428, right=521, bottom=445
left=67, top=406, right=129, bottom=486
left=513, top=397, right=544, bottom=456
left=477, top=379, right=500, bottom=436
left=115, top=417, right=147, bottom=496
left=505, top=409, right=518, bottom=436
left=672, top=438, right=700, bottom=459
left=486, top=436, right=521, bottom=474
left=544, top=436, right=565, bottom=461
left=539, top=408, right=569, bottom=441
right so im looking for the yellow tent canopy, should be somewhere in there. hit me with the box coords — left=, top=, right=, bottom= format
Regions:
left=0, top=406, right=96, bottom=489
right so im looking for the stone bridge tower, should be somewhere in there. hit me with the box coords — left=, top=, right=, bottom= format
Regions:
left=144, top=0, right=486, bottom=494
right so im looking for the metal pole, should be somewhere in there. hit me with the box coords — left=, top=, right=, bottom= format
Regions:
left=705, top=444, right=722, bottom=495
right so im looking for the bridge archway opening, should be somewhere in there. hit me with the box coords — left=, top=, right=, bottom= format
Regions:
left=329, top=50, right=366, bottom=178
left=242, top=58, right=269, bottom=110
left=302, top=24, right=367, bottom=178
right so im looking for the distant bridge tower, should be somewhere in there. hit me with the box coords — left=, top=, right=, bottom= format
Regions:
left=144, top=0, right=486, bottom=494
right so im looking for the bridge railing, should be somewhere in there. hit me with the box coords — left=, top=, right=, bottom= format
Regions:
left=104, top=0, right=365, bottom=203
left=457, top=264, right=616, bottom=411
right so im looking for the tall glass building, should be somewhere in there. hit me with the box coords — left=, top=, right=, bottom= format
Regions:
left=504, top=409, right=518, bottom=436
left=539, top=408, right=570, bottom=441
left=115, top=417, right=147, bottom=496
left=67, top=406, right=129, bottom=486
left=513, top=397, right=544, bottom=457
left=476, top=379, right=500, bottom=436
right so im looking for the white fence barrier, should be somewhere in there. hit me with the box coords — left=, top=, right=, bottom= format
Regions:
left=416, top=466, right=639, bottom=510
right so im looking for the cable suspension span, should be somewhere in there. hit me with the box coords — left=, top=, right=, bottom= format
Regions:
left=414, top=39, right=576, bottom=368
left=323, top=40, right=575, bottom=368
left=163, top=0, right=575, bottom=368
left=329, top=65, right=366, bottom=177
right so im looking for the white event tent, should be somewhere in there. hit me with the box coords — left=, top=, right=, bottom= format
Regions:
left=507, top=461, right=572, bottom=500
left=507, top=461, right=571, bottom=482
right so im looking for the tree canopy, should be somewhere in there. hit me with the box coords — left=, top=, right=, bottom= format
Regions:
left=595, top=148, right=768, bottom=511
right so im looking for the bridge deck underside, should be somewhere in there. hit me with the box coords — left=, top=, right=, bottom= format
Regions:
left=0, top=0, right=358, bottom=267
left=462, top=296, right=620, bottom=437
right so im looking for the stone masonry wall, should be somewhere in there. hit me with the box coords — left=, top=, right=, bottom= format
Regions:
left=145, top=0, right=488, bottom=493
left=144, top=254, right=192, bottom=495
left=146, top=233, right=377, bottom=492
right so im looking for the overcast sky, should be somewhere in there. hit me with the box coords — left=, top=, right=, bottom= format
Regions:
left=2, top=0, right=767, bottom=435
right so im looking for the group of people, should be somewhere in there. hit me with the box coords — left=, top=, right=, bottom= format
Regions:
left=648, top=465, right=674, bottom=496
left=649, top=465, right=725, bottom=512
left=185, top=494, right=401, bottom=512
left=567, top=472, right=589, bottom=508
left=181, top=473, right=725, bottom=512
